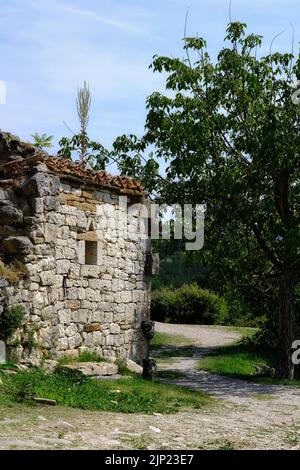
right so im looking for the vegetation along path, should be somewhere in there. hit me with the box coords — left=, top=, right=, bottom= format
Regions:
left=153, top=322, right=300, bottom=449
left=155, top=322, right=300, bottom=399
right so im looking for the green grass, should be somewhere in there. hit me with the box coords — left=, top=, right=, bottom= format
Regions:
left=0, top=368, right=212, bottom=414
left=0, top=362, right=19, bottom=370
left=198, top=343, right=272, bottom=379
left=216, top=440, right=236, bottom=450
left=57, top=351, right=107, bottom=365
left=198, top=342, right=300, bottom=386
left=125, top=434, right=153, bottom=450
left=285, top=431, right=299, bottom=446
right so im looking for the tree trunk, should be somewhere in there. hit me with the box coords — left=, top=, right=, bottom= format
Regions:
left=276, top=271, right=296, bottom=379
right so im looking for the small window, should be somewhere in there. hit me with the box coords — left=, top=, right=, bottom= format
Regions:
left=85, top=241, right=98, bottom=265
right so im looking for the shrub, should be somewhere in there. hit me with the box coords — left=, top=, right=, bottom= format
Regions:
left=0, top=305, right=25, bottom=340
left=151, top=283, right=229, bottom=325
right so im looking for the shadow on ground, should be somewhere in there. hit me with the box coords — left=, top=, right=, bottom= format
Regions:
left=152, top=341, right=296, bottom=399
left=151, top=344, right=205, bottom=359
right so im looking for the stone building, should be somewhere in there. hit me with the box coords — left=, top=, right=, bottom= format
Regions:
left=0, top=132, right=154, bottom=365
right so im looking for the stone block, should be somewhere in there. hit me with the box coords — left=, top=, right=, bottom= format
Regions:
left=64, top=300, right=80, bottom=310
left=106, top=335, right=120, bottom=346
left=125, top=359, right=143, bottom=374
left=81, top=265, right=101, bottom=278
left=57, top=337, right=68, bottom=351
left=120, top=291, right=132, bottom=303
left=22, top=172, right=60, bottom=197
left=78, top=231, right=102, bottom=241
left=110, top=323, right=120, bottom=334
left=0, top=204, right=23, bottom=225
left=68, top=336, right=76, bottom=349
left=58, top=310, right=72, bottom=324
left=93, top=331, right=104, bottom=346
left=65, top=323, right=78, bottom=337
left=39, top=270, right=56, bottom=286
left=56, top=259, right=71, bottom=274
left=64, top=362, right=118, bottom=376
left=42, top=359, right=58, bottom=374
left=61, top=349, right=79, bottom=359
left=2, top=236, right=33, bottom=257
left=84, top=323, right=101, bottom=333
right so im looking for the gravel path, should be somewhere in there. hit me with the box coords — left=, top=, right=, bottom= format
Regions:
left=156, top=321, right=241, bottom=347
left=155, top=322, right=300, bottom=428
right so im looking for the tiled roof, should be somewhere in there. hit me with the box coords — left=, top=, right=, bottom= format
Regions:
left=0, top=133, right=144, bottom=196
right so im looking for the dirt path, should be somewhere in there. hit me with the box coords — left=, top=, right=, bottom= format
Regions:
left=155, top=322, right=300, bottom=404
left=156, top=321, right=242, bottom=347
left=0, top=323, right=300, bottom=450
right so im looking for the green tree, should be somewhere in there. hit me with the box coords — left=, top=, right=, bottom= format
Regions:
left=58, top=135, right=109, bottom=170
left=113, top=22, right=300, bottom=378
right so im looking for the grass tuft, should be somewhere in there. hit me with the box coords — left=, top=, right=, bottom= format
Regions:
left=198, top=343, right=272, bottom=378
left=151, top=331, right=193, bottom=349
left=198, top=342, right=300, bottom=386
left=57, top=351, right=107, bottom=365
left=0, top=259, right=28, bottom=284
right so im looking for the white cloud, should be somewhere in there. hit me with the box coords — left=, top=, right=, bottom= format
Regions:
left=22, top=0, right=149, bottom=35
left=61, top=4, right=147, bottom=35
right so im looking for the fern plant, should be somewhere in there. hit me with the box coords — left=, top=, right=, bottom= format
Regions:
left=31, top=133, right=53, bottom=150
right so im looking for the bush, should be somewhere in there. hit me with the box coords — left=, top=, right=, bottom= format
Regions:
left=0, top=305, right=25, bottom=340
left=151, top=283, right=229, bottom=324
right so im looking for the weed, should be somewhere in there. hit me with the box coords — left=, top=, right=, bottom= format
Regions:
left=58, top=351, right=106, bottom=365
left=0, top=260, right=28, bottom=284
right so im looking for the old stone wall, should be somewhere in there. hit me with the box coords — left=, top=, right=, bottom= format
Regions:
left=0, top=160, right=150, bottom=365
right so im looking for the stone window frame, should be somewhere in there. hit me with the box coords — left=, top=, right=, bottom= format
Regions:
left=78, top=236, right=103, bottom=266
left=85, top=240, right=98, bottom=266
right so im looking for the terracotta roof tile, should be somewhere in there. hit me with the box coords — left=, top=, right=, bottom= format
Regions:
left=0, top=134, right=144, bottom=196
left=44, top=156, right=144, bottom=194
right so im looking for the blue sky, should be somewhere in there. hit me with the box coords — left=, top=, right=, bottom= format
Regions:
left=0, top=0, right=299, bottom=165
